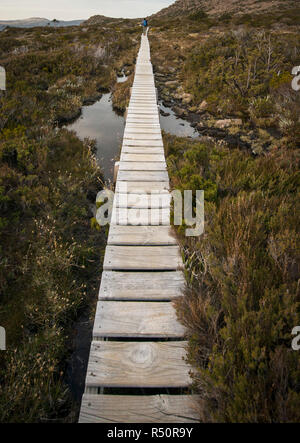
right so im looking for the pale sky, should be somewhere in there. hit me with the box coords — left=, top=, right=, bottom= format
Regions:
left=0, top=0, right=175, bottom=21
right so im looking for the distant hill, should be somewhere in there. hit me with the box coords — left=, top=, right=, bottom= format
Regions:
left=152, top=0, right=297, bottom=18
left=0, top=17, right=83, bottom=31
left=82, top=15, right=121, bottom=26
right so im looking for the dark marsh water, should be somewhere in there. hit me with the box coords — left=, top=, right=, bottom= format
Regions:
left=66, top=92, right=197, bottom=183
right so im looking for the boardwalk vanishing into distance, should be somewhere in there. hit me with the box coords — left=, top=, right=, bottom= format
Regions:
left=79, top=32, right=199, bottom=423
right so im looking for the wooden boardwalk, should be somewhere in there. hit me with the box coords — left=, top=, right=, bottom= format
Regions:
left=79, top=33, right=199, bottom=423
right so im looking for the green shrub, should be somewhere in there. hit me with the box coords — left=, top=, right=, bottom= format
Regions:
left=164, top=133, right=300, bottom=422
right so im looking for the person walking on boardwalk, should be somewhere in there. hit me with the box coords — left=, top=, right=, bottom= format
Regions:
left=142, top=18, right=148, bottom=35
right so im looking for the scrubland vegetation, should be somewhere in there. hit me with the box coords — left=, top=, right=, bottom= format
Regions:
left=165, top=133, right=299, bottom=422
left=156, top=9, right=299, bottom=423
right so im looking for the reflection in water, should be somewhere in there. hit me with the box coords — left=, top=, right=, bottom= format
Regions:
left=159, top=101, right=198, bottom=138
left=66, top=92, right=198, bottom=182
left=66, top=93, right=124, bottom=183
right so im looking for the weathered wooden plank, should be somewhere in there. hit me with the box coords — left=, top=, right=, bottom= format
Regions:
left=123, top=140, right=163, bottom=147
left=93, top=301, right=185, bottom=338
left=124, top=128, right=161, bottom=134
left=117, top=170, right=168, bottom=182
left=124, top=133, right=162, bottom=140
left=119, top=162, right=166, bottom=171
left=120, top=153, right=165, bottom=162
left=127, top=108, right=158, bottom=113
left=127, top=111, right=158, bottom=115
left=126, top=117, right=160, bottom=123
left=121, top=147, right=164, bottom=154
left=99, top=271, right=185, bottom=301
left=79, top=394, right=199, bottom=423
left=126, top=118, right=160, bottom=123
left=126, top=112, right=158, bottom=116
left=116, top=181, right=169, bottom=193
left=125, top=123, right=161, bottom=127
left=128, top=108, right=158, bottom=112
left=103, top=245, right=182, bottom=270
left=114, top=193, right=171, bottom=208
left=125, top=120, right=160, bottom=126
left=130, top=96, right=157, bottom=99
left=111, top=207, right=170, bottom=226
left=129, top=103, right=157, bottom=107
left=107, top=225, right=175, bottom=245
left=130, top=96, right=157, bottom=100
left=85, top=341, right=190, bottom=388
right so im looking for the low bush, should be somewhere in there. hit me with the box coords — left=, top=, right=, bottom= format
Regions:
left=164, top=133, right=300, bottom=422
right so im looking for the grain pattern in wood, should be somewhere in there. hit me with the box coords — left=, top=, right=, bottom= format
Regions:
left=111, top=207, right=170, bottom=226
left=123, top=140, right=163, bottom=147
left=99, top=271, right=185, bottom=301
left=93, top=301, right=185, bottom=338
left=120, top=154, right=165, bottom=162
left=103, top=245, right=182, bottom=271
left=119, top=162, right=166, bottom=171
left=107, top=225, right=176, bottom=245
left=79, top=394, right=199, bottom=423
left=85, top=341, right=190, bottom=388
left=114, top=192, right=171, bottom=208
left=117, top=170, right=168, bottom=182
left=116, top=181, right=169, bottom=193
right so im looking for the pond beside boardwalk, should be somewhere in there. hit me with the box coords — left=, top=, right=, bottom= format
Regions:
left=65, top=85, right=198, bottom=183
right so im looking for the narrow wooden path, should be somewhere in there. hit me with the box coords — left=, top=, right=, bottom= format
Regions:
left=79, top=33, right=199, bottom=423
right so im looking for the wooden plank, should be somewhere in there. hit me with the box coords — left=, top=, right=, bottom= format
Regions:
left=126, top=121, right=160, bottom=125
left=114, top=193, right=171, bottom=208
left=129, top=102, right=157, bottom=106
left=120, top=153, right=165, bottom=162
left=93, top=301, right=185, bottom=338
left=115, top=181, right=169, bottom=193
left=125, top=125, right=161, bottom=129
left=85, top=341, right=190, bottom=388
left=121, top=147, right=164, bottom=154
left=107, top=225, right=176, bottom=245
left=119, top=162, right=166, bottom=171
left=122, top=143, right=164, bottom=150
left=127, top=112, right=159, bottom=117
left=130, top=96, right=157, bottom=99
left=111, top=207, right=170, bottom=226
left=126, top=117, right=160, bottom=123
left=128, top=103, right=158, bottom=108
left=127, top=108, right=158, bottom=113
left=123, top=133, right=162, bottom=140
left=128, top=109, right=158, bottom=113
left=80, top=394, right=199, bottom=423
left=130, top=97, right=157, bottom=100
left=117, top=170, right=168, bottom=182
left=124, top=128, right=161, bottom=134
left=99, top=271, right=185, bottom=301
left=123, top=140, right=163, bottom=147
left=103, top=245, right=182, bottom=270
left=125, top=120, right=160, bottom=126
left=127, top=111, right=157, bottom=115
